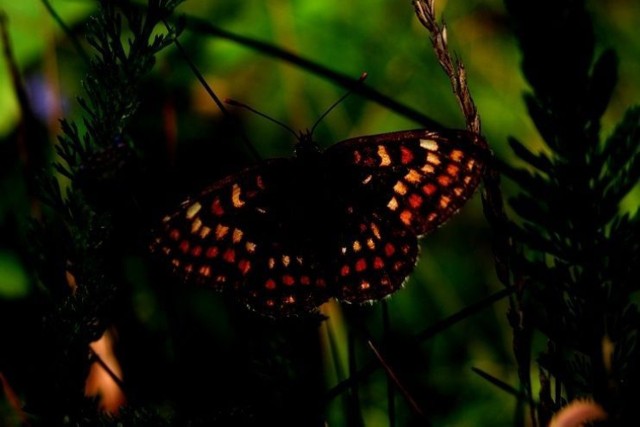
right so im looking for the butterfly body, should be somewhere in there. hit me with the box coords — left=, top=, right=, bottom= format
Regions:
left=152, top=129, right=487, bottom=316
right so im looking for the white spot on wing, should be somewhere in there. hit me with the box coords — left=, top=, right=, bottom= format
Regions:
left=420, top=138, right=439, bottom=151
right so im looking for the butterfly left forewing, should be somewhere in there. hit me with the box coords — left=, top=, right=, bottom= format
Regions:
left=151, top=159, right=331, bottom=316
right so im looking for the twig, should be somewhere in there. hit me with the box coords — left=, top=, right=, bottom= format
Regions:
left=41, top=0, right=91, bottom=64
left=177, top=14, right=444, bottom=129
left=366, top=339, right=430, bottom=423
left=412, top=0, right=480, bottom=133
left=415, top=287, right=513, bottom=341
left=325, top=287, right=511, bottom=401
left=89, top=346, right=126, bottom=394
left=472, top=367, right=531, bottom=402
left=412, top=4, right=530, bottom=424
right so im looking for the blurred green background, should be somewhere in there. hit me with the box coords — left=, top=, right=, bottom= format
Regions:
left=1, top=1, right=639, bottom=425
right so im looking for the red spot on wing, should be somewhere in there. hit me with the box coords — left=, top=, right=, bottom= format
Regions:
left=211, top=198, right=224, bottom=216
left=422, top=183, right=437, bottom=196
left=341, top=265, right=350, bottom=276
left=384, top=243, right=396, bottom=257
left=223, top=248, right=235, bottom=263
left=265, top=279, right=276, bottom=290
left=238, top=259, right=251, bottom=275
left=206, top=247, right=219, bottom=258
left=400, top=146, right=414, bottom=164
left=408, top=193, right=423, bottom=209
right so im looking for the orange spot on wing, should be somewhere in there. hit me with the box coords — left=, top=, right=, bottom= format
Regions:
left=466, top=159, right=476, bottom=170
left=394, top=181, right=408, bottom=195
left=421, top=164, right=435, bottom=174
left=404, top=169, right=422, bottom=184
left=447, top=164, right=460, bottom=176
left=199, top=265, right=212, bottom=277
left=232, top=228, right=244, bottom=243
left=438, top=175, right=451, bottom=186
left=370, top=222, right=382, bottom=240
left=387, top=197, right=399, bottom=211
left=427, top=152, right=441, bottom=165
left=199, top=226, right=212, bottom=238
left=450, top=150, right=464, bottom=162
left=231, top=184, right=244, bottom=208
left=400, top=210, right=412, bottom=225
left=366, top=238, right=375, bottom=250
left=215, top=224, right=229, bottom=240
left=377, top=145, right=391, bottom=166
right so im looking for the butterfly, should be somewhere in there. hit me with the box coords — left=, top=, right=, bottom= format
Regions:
left=151, top=128, right=488, bottom=316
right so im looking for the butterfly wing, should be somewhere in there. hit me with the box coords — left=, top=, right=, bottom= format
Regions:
left=325, top=129, right=488, bottom=236
left=323, top=129, right=487, bottom=302
left=151, top=159, right=331, bottom=315
left=329, top=210, right=419, bottom=303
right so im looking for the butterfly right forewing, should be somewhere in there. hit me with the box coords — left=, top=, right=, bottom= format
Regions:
left=325, top=129, right=488, bottom=237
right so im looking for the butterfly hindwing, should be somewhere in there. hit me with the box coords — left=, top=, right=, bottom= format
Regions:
left=330, top=210, right=418, bottom=303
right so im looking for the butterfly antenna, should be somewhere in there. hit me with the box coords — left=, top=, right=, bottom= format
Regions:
left=310, top=72, right=368, bottom=135
left=162, top=20, right=261, bottom=161
left=225, top=99, right=299, bottom=138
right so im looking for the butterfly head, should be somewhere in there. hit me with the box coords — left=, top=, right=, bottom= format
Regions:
left=293, top=129, right=322, bottom=160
